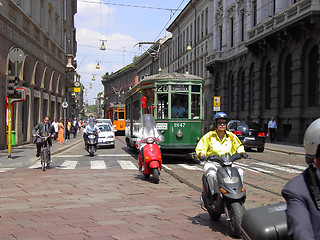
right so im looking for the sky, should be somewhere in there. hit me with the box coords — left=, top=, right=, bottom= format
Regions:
left=75, top=0, right=189, bottom=104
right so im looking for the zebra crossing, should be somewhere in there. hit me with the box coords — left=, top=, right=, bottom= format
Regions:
left=0, top=156, right=306, bottom=174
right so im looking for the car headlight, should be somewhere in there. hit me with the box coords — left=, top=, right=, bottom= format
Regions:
left=107, top=136, right=114, bottom=139
left=176, top=129, right=183, bottom=138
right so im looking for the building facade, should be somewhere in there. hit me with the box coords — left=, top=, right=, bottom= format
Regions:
left=0, top=0, right=77, bottom=149
left=103, top=0, right=320, bottom=144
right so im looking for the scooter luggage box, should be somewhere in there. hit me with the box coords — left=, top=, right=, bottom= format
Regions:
left=240, top=202, right=288, bottom=240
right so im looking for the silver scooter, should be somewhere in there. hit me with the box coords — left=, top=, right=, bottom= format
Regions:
left=201, top=151, right=248, bottom=238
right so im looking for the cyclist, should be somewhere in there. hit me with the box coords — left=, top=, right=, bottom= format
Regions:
left=282, top=118, right=320, bottom=240
left=32, top=116, right=55, bottom=166
left=196, top=112, right=246, bottom=197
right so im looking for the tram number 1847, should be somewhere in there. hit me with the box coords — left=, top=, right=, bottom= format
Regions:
left=174, top=123, right=186, bottom=128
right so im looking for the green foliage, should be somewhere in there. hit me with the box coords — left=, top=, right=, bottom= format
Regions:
left=85, top=104, right=97, bottom=113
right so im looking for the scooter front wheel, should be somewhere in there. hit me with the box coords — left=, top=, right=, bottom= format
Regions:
left=152, top=168, right=159, bottom=184
left=228, top=202, right=245, bottom=238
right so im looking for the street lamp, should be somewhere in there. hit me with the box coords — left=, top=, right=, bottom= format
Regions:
left=100, top=40, right=107, bottom=50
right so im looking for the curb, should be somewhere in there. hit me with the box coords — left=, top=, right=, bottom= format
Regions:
left=51, top=139, right=83, bottom=156
left=265, top=147, right=304, bottom=156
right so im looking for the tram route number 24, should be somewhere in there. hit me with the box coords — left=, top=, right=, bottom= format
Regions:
left=174, top=123, right=185, bottom=128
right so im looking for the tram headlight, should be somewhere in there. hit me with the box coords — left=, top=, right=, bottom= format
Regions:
left=176, top=129, right=183, bottom=138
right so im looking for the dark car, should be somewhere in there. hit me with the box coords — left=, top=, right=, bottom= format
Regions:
left=227, top=120, right=266, bottom=152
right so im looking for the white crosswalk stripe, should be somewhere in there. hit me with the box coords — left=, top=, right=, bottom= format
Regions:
left=117, top=160, right=138, bottom=170
left=178, top=164, right=202, bottom=171
left=57, top=160, right=77, bottom=169
left=91, top=160, right=106, bottom=169
left=0, top=168, right=15, bottom=172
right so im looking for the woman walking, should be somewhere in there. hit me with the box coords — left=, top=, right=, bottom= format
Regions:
left=57, top=119, right=64, bottom=144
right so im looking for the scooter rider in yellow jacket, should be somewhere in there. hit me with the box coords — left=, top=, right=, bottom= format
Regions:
left=196, top=112, right=246, bottom=196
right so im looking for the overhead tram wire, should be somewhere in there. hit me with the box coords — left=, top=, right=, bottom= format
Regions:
left=153, top=0, right=186, bottom=42
left=78, top=0, right=181, bottom=12
left=78, top=44, right=140, bottom=54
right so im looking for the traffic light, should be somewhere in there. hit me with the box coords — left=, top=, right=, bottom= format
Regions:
left=6, top=75, right=20, bottom=98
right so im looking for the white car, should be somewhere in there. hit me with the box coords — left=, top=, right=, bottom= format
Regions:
left=96, top=119, right=116, bottom=131
left=96, top=123, right=115, bottom=148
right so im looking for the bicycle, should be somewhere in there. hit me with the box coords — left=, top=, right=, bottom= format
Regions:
left=37, top=135, right=51, bottom=171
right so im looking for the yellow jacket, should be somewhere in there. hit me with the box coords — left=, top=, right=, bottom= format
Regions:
left=195, top=130, right=244, bottom=157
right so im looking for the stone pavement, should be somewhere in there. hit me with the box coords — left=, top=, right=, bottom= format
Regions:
left=0, top=139, right=305, bottom=239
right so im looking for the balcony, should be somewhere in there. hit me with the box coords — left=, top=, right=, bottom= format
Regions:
left=246, top=0, right=320, bottom=46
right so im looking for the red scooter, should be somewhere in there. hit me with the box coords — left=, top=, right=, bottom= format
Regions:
left=138, top=137, right=162, bottom=184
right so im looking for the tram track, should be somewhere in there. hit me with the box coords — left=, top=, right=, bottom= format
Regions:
left=117, top=135, right=296, bottom=198
left=162, top=154, right=304, bottom=198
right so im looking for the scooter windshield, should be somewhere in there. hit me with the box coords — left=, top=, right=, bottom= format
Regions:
left=139, top=114, right=163, bottom=141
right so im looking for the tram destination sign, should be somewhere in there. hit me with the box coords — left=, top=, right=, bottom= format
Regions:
left=172, top=85, right=188, bottom=91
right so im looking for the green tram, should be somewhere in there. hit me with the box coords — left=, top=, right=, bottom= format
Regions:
left=125, top=72, right=204, bottom=157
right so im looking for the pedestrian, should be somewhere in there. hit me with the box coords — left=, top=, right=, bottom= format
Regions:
left=65, top=119, right=71, bottom=140
left=57, top=119, right=64, bottom=144
left=52, top=119, right=59, bottom=140
left=72, top=117, right=78, bottom=138
left=268, top=117, right=277, bottom=143
left=281, top=118, right=320, bottom=240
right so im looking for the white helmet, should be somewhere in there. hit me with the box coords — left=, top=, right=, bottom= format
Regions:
left=303, top=118, right=320, bottom=165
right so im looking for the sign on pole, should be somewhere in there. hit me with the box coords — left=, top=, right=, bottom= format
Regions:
left=213, top=96, right=221, bottom=111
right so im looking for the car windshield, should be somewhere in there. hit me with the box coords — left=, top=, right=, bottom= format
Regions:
left=237, top=123, right=249, bottom=132
left=98, top=124, right=111, bottom=132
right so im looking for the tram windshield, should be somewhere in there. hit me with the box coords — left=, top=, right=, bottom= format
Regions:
left=171, top=94, right=188, bottom=118
left=156, top=84, right=201, bottom=120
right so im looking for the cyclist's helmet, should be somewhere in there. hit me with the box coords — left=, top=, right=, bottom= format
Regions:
left=213, top=112, right=228, bottom=128
left=304, top=118, right=320, bottom=166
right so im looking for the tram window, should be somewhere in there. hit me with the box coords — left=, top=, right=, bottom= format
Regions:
left=114, top=112, right=118, bottom=120
left=119, top=111, right=124, bottom=120
left=133, top=100, right=140, bottom=120
left=157, top=94, right=168, bottom=119
left=172, top=93, right=188, bottom=118
left=191, top=94, right=200, bottom=119
left=192, top=85, right=201, bottom=92
left=144, top=88, right=154, bottom=114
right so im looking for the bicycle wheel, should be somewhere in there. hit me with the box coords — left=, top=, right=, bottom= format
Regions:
left=41, top=148, right=46, bottom=171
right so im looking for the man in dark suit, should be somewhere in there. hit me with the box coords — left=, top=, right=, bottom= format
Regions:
left=32, top=116, right=55, bottom=162
left=282, top=118, right=320, bottom=240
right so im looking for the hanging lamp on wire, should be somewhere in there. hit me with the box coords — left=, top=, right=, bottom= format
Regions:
left=96, top=62, right=100, bottom=69
left=92, top=75, right=95, bottom=81
left=100, top=40, right=106, bottom=50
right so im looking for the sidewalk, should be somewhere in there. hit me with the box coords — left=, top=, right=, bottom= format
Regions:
left=0, top=136, right=83, bottom=167
left=265, top=142, right=304, bottom=156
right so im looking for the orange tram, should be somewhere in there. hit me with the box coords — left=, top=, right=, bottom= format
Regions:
left=107, top=104, right=125, bottom=133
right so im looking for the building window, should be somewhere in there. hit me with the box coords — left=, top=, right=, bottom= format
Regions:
left=228, top=73, right=234, bottom=112
left=241, top=11, right=245, bottom=42
left=284, top=54, right=292, bottom=108
left=249, top=64, right=255, bottom=111
left=252, top=1, right=257, bottom=27
left=272, top=0, right=276, bottom=15
left=239, top=71, right=245, bottom=111
left=308, top=46, right=319, bottom=107
left=219, top=26, right=223, bottom=51
left=265, top=62, right=271, bottom=109
left=230, top=18, right=234, bottom=47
